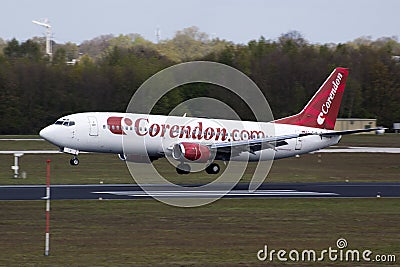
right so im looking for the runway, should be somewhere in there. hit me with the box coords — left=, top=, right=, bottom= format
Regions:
left=0, top=182, right=399, bottom=200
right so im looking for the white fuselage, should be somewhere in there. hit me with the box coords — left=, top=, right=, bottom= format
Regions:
left=39, top=112, right=341, bottom=161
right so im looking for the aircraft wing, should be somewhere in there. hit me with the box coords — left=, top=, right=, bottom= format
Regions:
left=211, top=133, right=302, bottom=157
left=320, top=127, right=386, bottom=137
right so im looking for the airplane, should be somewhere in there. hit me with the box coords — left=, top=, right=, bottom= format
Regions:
left=39, top=67, right=383, bottom=174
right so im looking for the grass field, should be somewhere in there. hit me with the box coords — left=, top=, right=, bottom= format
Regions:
left=0, top=199, right=399, bottom=266
left=334, top=133, right=400, bottom=148
left=0, top=134, right=399, bottom=266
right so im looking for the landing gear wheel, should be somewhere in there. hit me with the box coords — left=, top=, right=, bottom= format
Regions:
left=206, top=163, right=220, bottom=174
left=176, top=163, right=191, bottom=174
left=70, top=157, right=79, bottom=166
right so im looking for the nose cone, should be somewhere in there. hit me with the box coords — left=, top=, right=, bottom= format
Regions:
left=39, top=126, right=50, bottom=140
left=39, top=125, right=58, bottom=144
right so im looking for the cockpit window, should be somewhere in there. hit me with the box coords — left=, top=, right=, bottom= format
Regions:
left=54, top=119, right=75, bottom=126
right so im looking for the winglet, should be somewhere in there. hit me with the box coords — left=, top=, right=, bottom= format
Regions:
left=275, top=67, right=349, bottom=130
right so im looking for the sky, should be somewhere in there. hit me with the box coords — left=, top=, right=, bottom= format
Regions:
left=1, top=0, right=400, bottom=45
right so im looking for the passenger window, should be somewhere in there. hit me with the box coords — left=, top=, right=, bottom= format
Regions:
left=69, top=121, right=75, bottom=126
left=63, top=121, right=69, bottom=126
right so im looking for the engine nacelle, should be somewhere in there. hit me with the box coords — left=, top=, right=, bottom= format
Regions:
left=172, top=142, right=212, bottom=162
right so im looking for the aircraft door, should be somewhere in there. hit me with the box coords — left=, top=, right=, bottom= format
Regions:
left=88, top=116, right=99, bottom=136
left=295, top=131, right=302, bottom=150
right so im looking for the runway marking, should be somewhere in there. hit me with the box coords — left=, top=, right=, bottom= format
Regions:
left=315, top=146, right=400, bottom=153
left=0, top=184, right=142, bottom=188
left=92, top=190, right=338, bottom=198
left=0, top=138, right=45, bottom=141
left=0, top=150, right=62, bottom=154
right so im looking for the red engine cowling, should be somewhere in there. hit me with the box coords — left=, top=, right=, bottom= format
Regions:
left=172, top=142, right=211, bottom=162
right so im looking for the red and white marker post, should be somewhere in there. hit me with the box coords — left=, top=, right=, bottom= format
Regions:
left=44, top=159, right=51, bottom=256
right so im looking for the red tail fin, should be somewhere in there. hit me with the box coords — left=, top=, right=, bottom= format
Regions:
left=275, top=67, right=349, bottom=130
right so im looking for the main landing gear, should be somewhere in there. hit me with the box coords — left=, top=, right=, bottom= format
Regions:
left=175, top=162, right=220, bottom=175
left=70, top=157, right=79, bottom=166
left=205, top=163, right=220, bottom=174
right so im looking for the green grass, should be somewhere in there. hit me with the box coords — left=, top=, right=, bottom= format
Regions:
left=337, top=133, right=400, bottom=148
left=0, top=153, right=133, bottom=184
left=0, top=140, right=55, bottom=150
left=0, top=199, right=398, bottom=266
left=0, top=152, right=399, bottom=185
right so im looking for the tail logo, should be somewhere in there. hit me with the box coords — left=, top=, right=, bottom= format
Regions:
left=317, top=72, right=343, bottom=125
left=317, top=112, right=325, bottom=125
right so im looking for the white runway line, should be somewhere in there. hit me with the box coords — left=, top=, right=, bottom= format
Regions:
left=0, top=139, right=45, bottom=141
left=0, top=150, right=62, bottom=154
left=93, top=190, right=338, bottom=198
left=314, top=147, right=400, bottom=153
left=0, top=150, right=90, bottom=154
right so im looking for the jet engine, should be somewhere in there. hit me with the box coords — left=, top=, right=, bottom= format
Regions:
left=172, top=142, right=212, bottom=162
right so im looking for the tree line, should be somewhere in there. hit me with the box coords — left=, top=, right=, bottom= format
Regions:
left=0, top=27, right=399, bottom=134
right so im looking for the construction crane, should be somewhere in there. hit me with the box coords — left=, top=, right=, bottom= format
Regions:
left=32, top=19, right=52, bottom=59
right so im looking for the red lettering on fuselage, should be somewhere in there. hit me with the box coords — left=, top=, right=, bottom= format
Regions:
left=170, top=125, right=179, bottom=138
left=109, top=117, right=266, bottom=142
left=134, top=118, right=148, bottom=136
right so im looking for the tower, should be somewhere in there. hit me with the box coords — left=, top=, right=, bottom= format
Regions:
left=32, top=19, right=52, bottom=59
